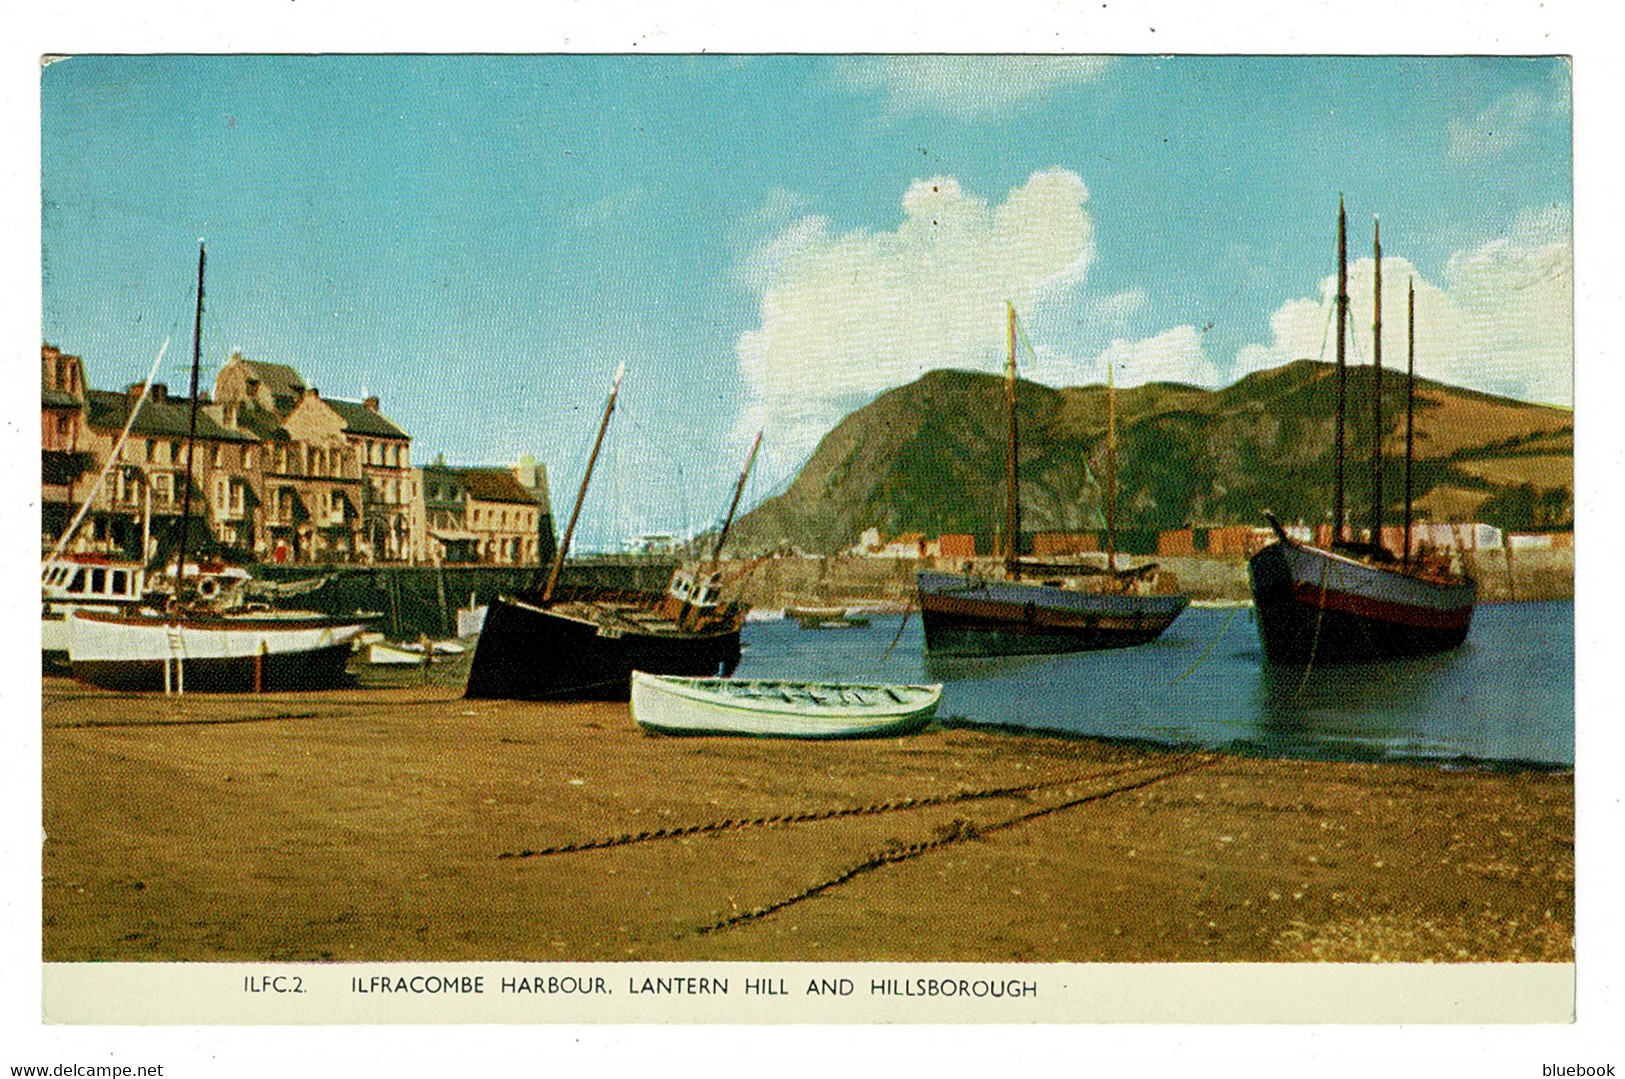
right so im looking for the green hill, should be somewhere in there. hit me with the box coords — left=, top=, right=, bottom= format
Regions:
left=731, top=360, right=1573, bottom=554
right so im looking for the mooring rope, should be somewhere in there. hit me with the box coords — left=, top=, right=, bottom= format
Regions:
left=496, top=760, right=1167, bottom=860
left=878, top=606, right=913, bottom=664
left=1292, top=551, right=1336, bottom=700
left=1170, top=605, right=1239, bottom=685
left=695, top=754, right=1217, bottom=934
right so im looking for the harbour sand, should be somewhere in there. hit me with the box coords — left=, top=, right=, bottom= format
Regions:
left=42, top=677, right=1572, bottom=964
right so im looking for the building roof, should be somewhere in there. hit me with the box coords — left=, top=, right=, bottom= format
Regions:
left=457, top=468, right=539, bottom=505
left=41, top=390, right=81, bottom=410
left=85, top=390, right=255, bottom=443
left=229, top=402, right=291, bottom=442
left=237, top=358, right=306, bottom=410
left=324, top=397, right=409, bottom=440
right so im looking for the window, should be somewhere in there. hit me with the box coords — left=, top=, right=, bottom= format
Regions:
left=112, top=569, right=128, bottom=595
left=90, top=568, right=106, bottom=595
left=68, top=569, right=86, bottom=594
left=146, top=439, right=156, bottom=462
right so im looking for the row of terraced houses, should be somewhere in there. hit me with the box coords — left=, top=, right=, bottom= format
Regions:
left=41, top=344, right=556, bottom=566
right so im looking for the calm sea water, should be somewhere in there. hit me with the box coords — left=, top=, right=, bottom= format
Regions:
left=734, top=601, right=1574, bottom=768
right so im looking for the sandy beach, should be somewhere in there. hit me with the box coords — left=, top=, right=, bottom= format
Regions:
left=41, top=674, right=1573, bottom=965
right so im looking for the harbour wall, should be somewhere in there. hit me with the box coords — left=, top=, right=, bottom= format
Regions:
left=253, top=559, right=679, bottom=640
left=726, top=548, right=1576, bottom=609
left=255, top=547, right=1572, bottom=639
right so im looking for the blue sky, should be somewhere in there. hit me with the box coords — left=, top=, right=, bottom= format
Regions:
left=41, top=54, right=1572, bottom=549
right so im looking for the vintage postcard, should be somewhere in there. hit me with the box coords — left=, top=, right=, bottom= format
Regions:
left=11, top=22, right=1616, bottom=1077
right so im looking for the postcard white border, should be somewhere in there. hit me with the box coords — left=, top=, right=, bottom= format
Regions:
left=43, top=961, right=1576, bottom=1025
left=6, top=0, right=1620, bottom=1076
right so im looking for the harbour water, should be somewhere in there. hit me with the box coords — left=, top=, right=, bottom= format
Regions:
left=735, top=600, right=1574, bottom=768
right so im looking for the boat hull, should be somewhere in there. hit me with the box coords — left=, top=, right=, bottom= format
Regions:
left=916, top=570, right=1189, bottom=657
left=1247, top=541, right=1477, bottom=663
left=631, top=671, right=940, bottom=739
left=66, top=611, right=365, bottom=692
left=464, top=592, right=743, bottom=701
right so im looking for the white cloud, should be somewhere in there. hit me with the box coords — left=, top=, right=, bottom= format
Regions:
left=1230, top=208, right=1572, bottom=407
left=1442, top=205, right=1572, bottom=405
left=1097, top=325, right=1222, bottom=388
left=1448, top=89, right=1551, bottom=161
left=835, top=56, right=1110, bottom=121
left=735, top=169, right=1095, bottom=469
left=735, top=181, right=1571, bottom=485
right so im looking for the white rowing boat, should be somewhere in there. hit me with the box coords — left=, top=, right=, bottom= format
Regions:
left=367, top=640, right=467, bottom=665
left=630, top=670, right=941, bottom=739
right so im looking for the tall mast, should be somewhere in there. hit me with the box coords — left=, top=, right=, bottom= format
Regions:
left=1332, top=196, right=1349, bottom=544
left=709, top=429, right=763, bottom=565
left=1404, top=279, right=1416, bottom=569
left=676, top=430, right=763, bottom=630
left=173, top=242, right=206, bottom=602
left=542, top=362, right=624, bottom=602
left=1106, top=361, right=1118, bottom=579
left=1004, top=301, right=1020, bottom=570
left=1369, top=217, right=1384, bottom=549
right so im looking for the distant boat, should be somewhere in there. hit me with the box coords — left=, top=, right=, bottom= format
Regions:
left=916, top=302, right=1189, bottom=656
left=464, top=372, right=759, bottom=701
left=64, top=244, right=365, bottom=693
left=367, top=639, right=467, bottom=665
left=630, top=671, right=941, bottom=739
left=785, top=605, right=871, bottom=629
left=1248, top=201, right=1477, bottom=663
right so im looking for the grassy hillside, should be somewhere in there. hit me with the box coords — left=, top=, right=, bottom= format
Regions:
left=730, top=360, right=1572, bottom=555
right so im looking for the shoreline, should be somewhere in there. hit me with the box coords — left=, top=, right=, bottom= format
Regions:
left=42, top=677, right=1573, bottom=965
left=931, top=715, right=1575, bottom=776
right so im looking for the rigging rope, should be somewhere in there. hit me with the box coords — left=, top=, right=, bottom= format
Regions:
left=46, top=336, right=172, bottom=564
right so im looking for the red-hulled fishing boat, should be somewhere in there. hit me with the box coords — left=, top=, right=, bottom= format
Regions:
left=1248, top=200, right=1477, bottom=663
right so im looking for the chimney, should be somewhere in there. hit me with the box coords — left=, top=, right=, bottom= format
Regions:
left=364, top=395, right=380, bottom=412
left=306, top=387, right=320, bottom=400
left=151, top=383, right=168, bottom=403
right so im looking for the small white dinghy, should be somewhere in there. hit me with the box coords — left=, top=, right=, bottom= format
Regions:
left=367, top=639, right=467, bottom=665
left=630, top=670, right=941, bottom=739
